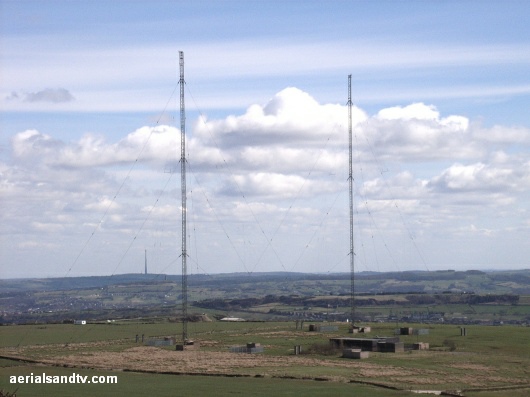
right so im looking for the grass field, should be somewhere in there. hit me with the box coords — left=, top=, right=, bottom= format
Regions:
left=1, top=321, right=530, bottom=397
left=0, top=359, right=420, bottom=397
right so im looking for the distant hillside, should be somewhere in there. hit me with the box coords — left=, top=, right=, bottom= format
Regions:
left=2, top=269, right=529, bottom=325
left=1, top=269, right=529, bottom=295
left=0, top=274, right=176, bottom=293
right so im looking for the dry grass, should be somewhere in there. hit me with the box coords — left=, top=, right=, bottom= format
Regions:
left=2, top=322, right=530, bottom=394
left=3, top=342, right=528, bottom=392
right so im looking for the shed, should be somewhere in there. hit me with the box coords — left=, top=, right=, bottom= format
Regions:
left=342, top=349, right=369, bottom=359
left=330, top=337, right=401, bottom=352
left=378, top=341, right=404, bottom=353
left=413, top=342, right=430, bottom=350
left=230, top=342, right=264, bottom=354
left=400, top=327, right=413, bottom=335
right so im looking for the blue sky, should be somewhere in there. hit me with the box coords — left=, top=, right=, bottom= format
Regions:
left=1, top=0, right=530, bottom=278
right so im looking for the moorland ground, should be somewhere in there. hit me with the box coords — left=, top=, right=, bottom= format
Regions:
left=1, top=320, right=530, bottom=397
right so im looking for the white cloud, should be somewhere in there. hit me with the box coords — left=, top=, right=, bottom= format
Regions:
left=240, top=146, right=344, bottom=174
left=11, top=126, right=179, bottom=168
left=194, top=87, right=366, bottom=148
left=84, top=197, right=121, bottom=212
left=31, top=221, right=65, bottom=233
left=429, top=162, right=526, bottom=193
left=377, top=103, right=440, bottom=121
left=2, top=88, right=530, bottom=277
left=358, top=104, right=486, bottom=162
left=472, top=125, right=530, bottom=145
left=231, top=172, right=316, bottom=200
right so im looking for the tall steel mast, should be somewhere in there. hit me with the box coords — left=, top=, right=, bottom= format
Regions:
left=179, top=51, right=188, bottom=344
left=348, top=75, right=355, bottom=328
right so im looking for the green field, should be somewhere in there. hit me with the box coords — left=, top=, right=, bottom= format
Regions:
left=1, top=320, right=530, bottom=397
left=0, top=362, right=416, bottom=397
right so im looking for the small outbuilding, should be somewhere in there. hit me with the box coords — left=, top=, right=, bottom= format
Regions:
left=342, top=348, right=369, bottom=359
left=413, top=342, right=430, bottom=350
left=230, top=342, right=264, bottom=354
left=377, top=341, right=404, bottom=353
left=330, top=336, right=401, bottom=352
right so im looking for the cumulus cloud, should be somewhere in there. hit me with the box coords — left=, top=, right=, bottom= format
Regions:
left=228, top=172, right=317, bottom=199
left=472, top=125, right=530, bottom=145
left=194, top=87, right=367, bottom=148
left=11, top=126, right=178, bottom=168
left=428, top=162, right=517, bottom=193
left=358, top=103, right=483, bottom=162
left=3, top=87, right=530, bottom=276
left=9, top=89, right=530, bottom=208
left=377, top=103, right=441, bottom=121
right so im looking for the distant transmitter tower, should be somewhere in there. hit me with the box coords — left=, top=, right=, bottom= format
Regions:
left=144, top=249, right=147, bottom=275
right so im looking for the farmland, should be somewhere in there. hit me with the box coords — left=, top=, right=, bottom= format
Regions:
left=2, top=270, right=530, bottom=325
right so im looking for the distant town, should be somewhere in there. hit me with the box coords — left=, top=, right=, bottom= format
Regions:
left=1, top=269, right=529, bottom=326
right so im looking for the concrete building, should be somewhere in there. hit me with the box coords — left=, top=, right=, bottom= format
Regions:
left=329, top=336, right=401, bottom=352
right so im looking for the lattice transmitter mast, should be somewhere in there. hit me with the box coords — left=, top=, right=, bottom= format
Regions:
left=179, top=51, right=188, bottom=344
left=348, top=75, right=355, bottom=329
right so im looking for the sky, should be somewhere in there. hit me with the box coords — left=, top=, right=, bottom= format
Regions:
left=1, top=0, right=530, bottom=278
